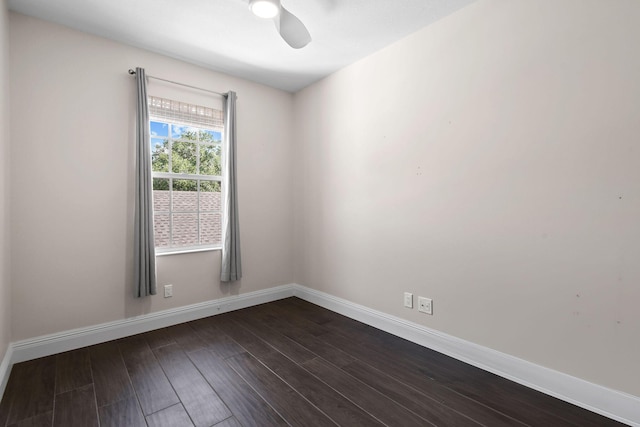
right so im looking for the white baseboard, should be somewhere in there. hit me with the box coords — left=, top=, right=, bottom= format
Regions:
left=291, top=284, right=640, bottom=427
left=9, top=284, right=296, bottom=365
left=0, top=344, right=13, bottom=398
left=1, top=283, right=637, bottom=426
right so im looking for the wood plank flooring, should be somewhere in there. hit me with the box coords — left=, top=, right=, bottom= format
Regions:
left=0, top=297, right=625, bottom=426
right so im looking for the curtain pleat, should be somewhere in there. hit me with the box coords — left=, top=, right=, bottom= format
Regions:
left=134, top=67, right=157, bottom=297
left=221, top=91, right=242, bottom=282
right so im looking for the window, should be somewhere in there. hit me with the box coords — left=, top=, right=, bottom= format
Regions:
left=149, top=96, right=224, bottom=253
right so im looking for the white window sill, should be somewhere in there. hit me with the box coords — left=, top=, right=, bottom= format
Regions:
left=155, top=246, right=221, bottom=257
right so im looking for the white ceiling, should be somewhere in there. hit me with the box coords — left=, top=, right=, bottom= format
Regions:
left=7, top=0, right=475, bottom=92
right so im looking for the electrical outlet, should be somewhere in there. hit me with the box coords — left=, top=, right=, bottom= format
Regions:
left=404, top=292, right=413, bottom=308
left=164, top=284, right=173, bottom=298
left=418, top=297, right=433, bottom=315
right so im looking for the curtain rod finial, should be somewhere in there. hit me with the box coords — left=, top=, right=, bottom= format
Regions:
left=128, top=69, right=136, bottom=75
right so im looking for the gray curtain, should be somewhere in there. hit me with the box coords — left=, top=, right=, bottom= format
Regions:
left=221, top=91, right=242, bottom=282
left=134, top=67, right=157, bottom=297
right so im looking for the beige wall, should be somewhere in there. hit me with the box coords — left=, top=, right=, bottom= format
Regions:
left=293, top=0, right=640, bottom=397
left=9, top=13, right=294, bottom=341
left=0, top=0, right=10, bottom=360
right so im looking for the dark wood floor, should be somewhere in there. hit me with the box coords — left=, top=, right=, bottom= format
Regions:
left=0, top=297, right=624, bottom=427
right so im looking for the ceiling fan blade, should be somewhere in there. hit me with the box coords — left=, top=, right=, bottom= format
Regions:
left=276, top=6, right=311, bottom=49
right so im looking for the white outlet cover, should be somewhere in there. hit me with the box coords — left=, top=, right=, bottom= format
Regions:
left=164, top=284, right=173, bottom=298
left=418, top=297, right=433, bottom=315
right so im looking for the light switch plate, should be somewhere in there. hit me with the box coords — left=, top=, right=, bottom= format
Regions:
left=404, top=292, right=413, bottom=308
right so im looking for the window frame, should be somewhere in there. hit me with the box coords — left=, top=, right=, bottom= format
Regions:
left=149, top=117, right=225, bottom=255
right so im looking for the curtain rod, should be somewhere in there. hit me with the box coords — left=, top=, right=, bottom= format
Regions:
left=128, top=69, right=227, bottom=97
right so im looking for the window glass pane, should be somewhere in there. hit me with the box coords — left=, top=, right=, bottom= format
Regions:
left=152, top=178, right=170, bottom=190
left=153, top=213, right=170, bottom=248
left=172, top=213, right=198, bottom=247
left=200, top=180, right=221, bottom=193
left=150, top=121, right=169, bottom=138
left=200, top=130, right=222, bottom=143
left=172, top=124, right=199, bottom=141
left=200, top=180, right=221, bottom=212
left=200, top=213, right=221, bottom=245
left=172, top=180, right=197, bottom=212
left=152, top=178, right=170, bottom=212
left=171, top=141, right=197, bottom=174
left=171, top=124, right=185, bottom=139
left=200, top=145, right=221, bottom=176
left=151, top=138, right=169, bottom=172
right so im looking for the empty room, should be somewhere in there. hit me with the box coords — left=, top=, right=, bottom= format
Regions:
left=0, top=0, right=638, bottom=426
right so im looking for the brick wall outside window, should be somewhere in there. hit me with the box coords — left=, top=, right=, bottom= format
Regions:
left=152, top=190, right=222, bottom=247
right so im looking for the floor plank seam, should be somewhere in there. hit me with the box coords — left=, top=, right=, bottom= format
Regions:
left=219, top=354, right=297, bottom=426
left=226, top=351, right=340, bottom=426
left=300, top=356, right=434, bottom=427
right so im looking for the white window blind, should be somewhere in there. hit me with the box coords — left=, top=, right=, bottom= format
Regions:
left=149, top=96, right=224, bottom=130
